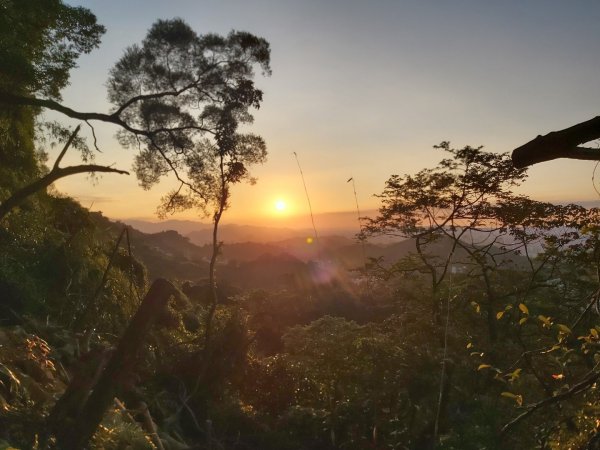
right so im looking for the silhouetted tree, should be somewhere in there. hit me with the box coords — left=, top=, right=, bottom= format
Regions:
left=364, top=142, right=527, bottom=325
left=106, top=20, right=271, bottom=345
left=0, top=17, right=271, bottom=224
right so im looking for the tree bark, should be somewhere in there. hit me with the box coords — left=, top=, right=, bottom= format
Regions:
left=512, top=116, right=600, bottom=168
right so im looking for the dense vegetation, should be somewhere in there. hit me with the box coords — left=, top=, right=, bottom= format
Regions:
left=1, top=2, right=600, bottom=449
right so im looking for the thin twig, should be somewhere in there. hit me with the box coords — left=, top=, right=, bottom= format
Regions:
left=293, top=151, right=320, bottom=248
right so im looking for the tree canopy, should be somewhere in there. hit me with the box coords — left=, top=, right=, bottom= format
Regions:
left=0, top=0, right=104, bottom=99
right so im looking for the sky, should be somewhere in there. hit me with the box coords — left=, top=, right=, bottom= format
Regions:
left=54, top=0, right=600, bottom=228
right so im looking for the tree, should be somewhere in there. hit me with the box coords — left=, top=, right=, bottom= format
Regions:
left=361, top=143, right=600, bottom=447
left=0, top=17, right=271, bottom=224
left=106, top=19, right=270, bottom=349
left=364, top=143, right=527, bottom=326
left=512, top=115, right=600, bottom=168
left=107, top=19, right=270, bottom=199
left=0, top=0, right=113, bottom=221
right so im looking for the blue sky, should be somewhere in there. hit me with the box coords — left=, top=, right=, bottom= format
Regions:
left=55, top=0, right=600, bottom=224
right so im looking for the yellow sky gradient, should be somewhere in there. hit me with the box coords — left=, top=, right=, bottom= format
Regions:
left=52, top=0, right=600, bottom=229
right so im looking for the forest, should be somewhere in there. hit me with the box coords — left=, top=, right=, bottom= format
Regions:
left=2, top=1, right=600, bottom=449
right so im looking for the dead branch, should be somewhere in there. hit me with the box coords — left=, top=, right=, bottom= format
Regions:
left=512, top=116, right=600, bottom=168
left=54, top=278, right=178, bottom=450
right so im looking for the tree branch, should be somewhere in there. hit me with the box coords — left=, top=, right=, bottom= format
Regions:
left=501, top=366, right=600, bottom=434
left=0, top=164, right=128, bottom=222
left=512, top=116, right=600, bottom=168
left=0, top=91, right=211, bottom=138
left=53, top=125, right=81, bottom=170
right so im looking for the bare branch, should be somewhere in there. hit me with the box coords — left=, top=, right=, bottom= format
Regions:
left=512, top=116, right=600, bottom=168
left=53, top=125, right=81, bottom=170
left=85, top=120, right=101, bottom=153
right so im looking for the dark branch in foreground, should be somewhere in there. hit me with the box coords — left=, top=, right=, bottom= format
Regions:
left=51, top=278, right=179, bottom=450
left=512, top=116, right=600, bottom=168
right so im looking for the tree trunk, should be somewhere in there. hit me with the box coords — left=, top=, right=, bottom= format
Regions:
left=203, top=153, right=227, bottom=350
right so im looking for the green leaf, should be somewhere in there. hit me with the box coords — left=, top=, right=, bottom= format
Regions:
left=507, top=368, right=522, bottom=382
left=556, top=324, right=572, bottom=334
left=519, top=317, right=528, bottom=326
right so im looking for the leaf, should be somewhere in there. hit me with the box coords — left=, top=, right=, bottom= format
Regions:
left=518, top=303, right=529, bottom=315
left=556, top=324, right=572, bottom=334
left=496, top=311, right=504, bottom=320
left=478, top=364, right=492, bottom=371
left=501, top=391, right=523, bottom=406
left=471, top=301, right=480, bottom=314
left=507, top=368, right=522, bottom=382
left=551, top=374, right=564, bottom=380
left=519, top=317, right=528, bottom=326
left=538, top=315, right=552, bottom=327
left=466, top=342, right=473, bottom=349
left=591, top=328, right=599, bottom=339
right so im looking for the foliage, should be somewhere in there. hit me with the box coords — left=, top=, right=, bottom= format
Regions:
left=3, top=1, right=600, bottom=449
left=0, top=0, right=104, bottom=219
left=107, top=18, right=271, bottom=215
left=0, top=0, right=104, bottom=99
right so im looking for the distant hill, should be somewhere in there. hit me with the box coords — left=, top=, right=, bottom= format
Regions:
left=107, top=215, right=527, bottom=287
left=187, top=224, right=315, bottom=246
left=121, top=212, right=408, bottom=246
left=124, top=219, right=210, bottom=236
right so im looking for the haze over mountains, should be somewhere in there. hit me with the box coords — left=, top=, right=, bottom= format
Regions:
left=123, top=210, right=381, bottom=245
left=105, top=212, right=527, bottom=293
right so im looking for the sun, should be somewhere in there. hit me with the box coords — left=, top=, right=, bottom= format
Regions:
left=274, top=199, right=287, bottom=212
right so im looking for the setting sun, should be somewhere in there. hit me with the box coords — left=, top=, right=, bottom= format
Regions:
left=274, top=199, right=287, bottom=212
